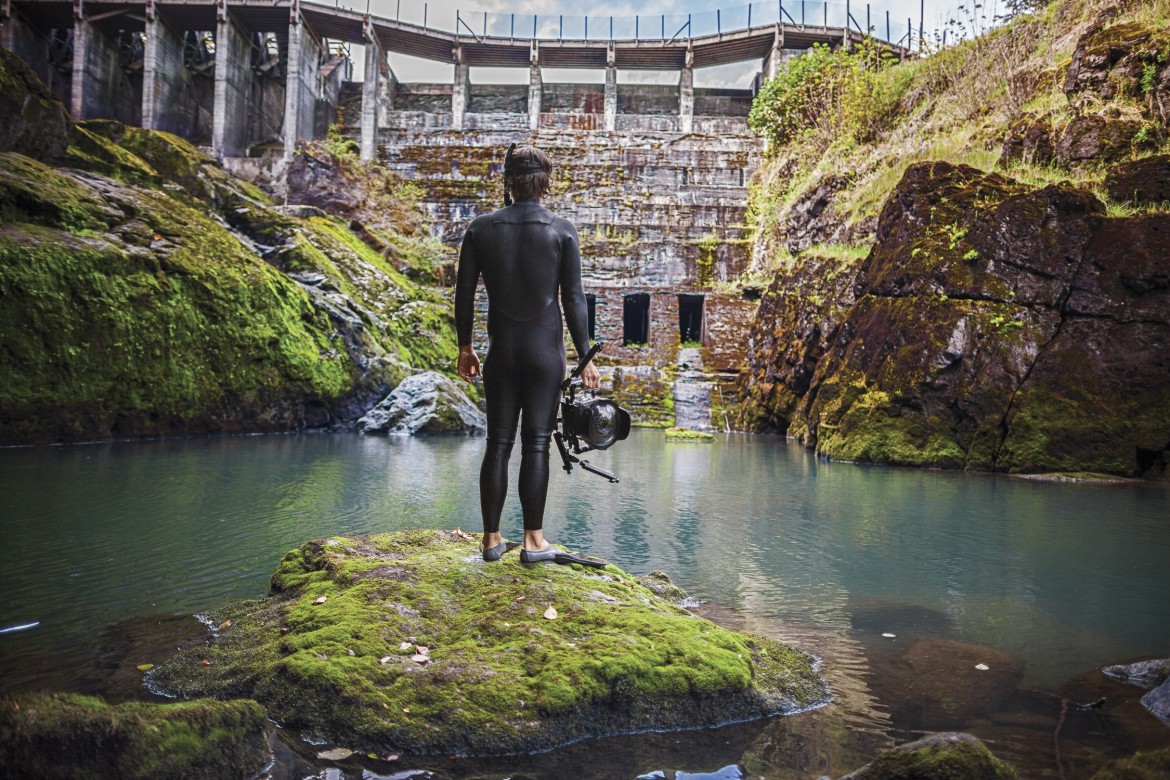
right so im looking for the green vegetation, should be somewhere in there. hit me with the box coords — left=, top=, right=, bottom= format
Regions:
left=149, top=530, right=827, bottom=756
left=0, top=693, right=269, bottom=779
left=665, top=427, right=716, bottom=441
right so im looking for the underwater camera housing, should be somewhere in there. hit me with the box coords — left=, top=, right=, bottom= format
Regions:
left=554, top=342, right=631, bottom=483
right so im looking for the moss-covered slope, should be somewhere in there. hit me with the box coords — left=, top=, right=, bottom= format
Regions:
left=0, top=53, right=458, bottom=444
left=148, top=530, right=828, bottom=756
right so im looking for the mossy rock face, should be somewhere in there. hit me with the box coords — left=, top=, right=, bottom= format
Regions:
left=0, top=693, right=270, bottom=780
left=839, top=732, right=1017, bottom=780
left=0, top=49, right=71, bottom=162
left=1090, top=746, right=1170, bottom=780
left=148, top=530, right=828, bottom=756
left=743, top=161, right=1170, bottom=478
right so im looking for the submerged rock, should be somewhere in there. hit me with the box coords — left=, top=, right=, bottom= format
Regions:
left=149, top=530, right=828, bottom=756
left=1141, top=678, right=1170, bottom=725
left=1090, top=746, right=1170, bottom=779
left=0, top=693, right=270, bottom=779
left=838, top=732, right=1017, bottom=779
left=358, top=371, right=485, bottom=435
left=1102, top=659, right=1170, bottom=690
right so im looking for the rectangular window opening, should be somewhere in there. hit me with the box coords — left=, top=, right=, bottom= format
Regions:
left=623, top=293, right=650, bottom=347
left=678, top=294, right=704, bottom=346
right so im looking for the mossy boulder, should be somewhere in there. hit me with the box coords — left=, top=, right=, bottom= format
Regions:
left=0, top=693, right=270, bottom=779
left=839, top=732, right=1017, bottom=780
left=0, top=48, right=71, bottom=162
left=148, top=530, right=828, bottom=756
left=743, top=161, right=1170, bottom=478
left=1090, top=747, right=1170, bottom=780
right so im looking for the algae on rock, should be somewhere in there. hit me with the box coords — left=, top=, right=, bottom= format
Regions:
left=0, top=693, right=270, bottom=780
left=149, top=529, right=828, bottom=756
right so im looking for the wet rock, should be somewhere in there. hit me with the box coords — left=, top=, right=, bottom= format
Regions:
left=358, top=371, right=485, bottom=435
left=742, top=161, right=1170, bottom=477
left=784, top=176, right=850, bottom=254
left=636, top=570, right=689, bottom=602
left=1089, top=746, right=1170, bottom=779
left=1000, top=116, right=1055, bottom=167
left=1055, top=115, right=1144, bottom=166
left=0, top=693, right=270, bottom=779
left=148, top=530, right=828, bottom=756
left=1105, top=155, right=1170, bottom=206
left=1102, top=659, right=1170, bottom=690
left=0, top=49, right=71, bottom=162
left=838, top=732, right=1017, bottom=779
left=872, top=637, right=1025, bottom=728
left=1141, top=678, right=1170, bottom=725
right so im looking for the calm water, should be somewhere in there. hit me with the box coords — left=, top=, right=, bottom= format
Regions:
left=2, top=431, right=1168, bottom=778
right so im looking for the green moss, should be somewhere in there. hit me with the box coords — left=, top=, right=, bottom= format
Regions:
left=0, top=152, right=113, bottom=232
left=150, top=530, right=827, bottom=756
left=0, top=693, right=269, bottom=779
left=1090, top=746, right=1170, bottom=780
left=0, top=173, right=357, bottom=441
left=665, top=427, right=716, bottom=441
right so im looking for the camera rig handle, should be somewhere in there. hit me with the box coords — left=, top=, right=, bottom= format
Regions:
left=554, top=431, right=619, bottom=483
left=562, top=341, right=604, bottom=393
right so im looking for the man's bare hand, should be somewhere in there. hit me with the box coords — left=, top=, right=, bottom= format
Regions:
left=581, top=360, right=601, bottom=390
left=458, top=346, right=481, bottom=384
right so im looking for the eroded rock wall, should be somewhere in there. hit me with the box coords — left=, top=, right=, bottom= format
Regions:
left=741, top=161, right=1170, bottom=478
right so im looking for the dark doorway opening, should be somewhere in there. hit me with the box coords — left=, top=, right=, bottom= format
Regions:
left=586, top=293, right=597, bottom=341
left=678, top=294, right=704, bottom=345
left=623, top=293, right=650, bottom=346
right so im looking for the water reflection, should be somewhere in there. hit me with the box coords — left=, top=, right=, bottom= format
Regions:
left=1, top=431, right=1168, bottom=778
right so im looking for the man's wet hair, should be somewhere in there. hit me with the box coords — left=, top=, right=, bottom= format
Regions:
left=504, top=145, right=552, bottom=203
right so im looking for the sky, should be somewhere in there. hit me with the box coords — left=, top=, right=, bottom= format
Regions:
left=342, top=0, right=997, bottom=87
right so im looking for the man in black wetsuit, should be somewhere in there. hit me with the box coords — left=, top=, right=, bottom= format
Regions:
left=455, top=145, right=600, bottom=563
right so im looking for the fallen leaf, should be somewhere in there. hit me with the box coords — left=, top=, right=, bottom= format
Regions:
left=316, top=747, right=354, bottom=761
left=415, top=645, right=429, bottom=655
left=882, top=632, right=896, bottom=638
left=347, top=649, right=355, bottom=656
left=399, top=641, right=413, bottom=650
left=136, top=663, right=154, bottom=672
left=515, top=595, right=526, bottom=602
left=566, top=642, right=577, bottom=649
left=411, top=653, right=430, bottom=664
left=384, top=753, right=400, bottom=761
left=453, top=528, right=474, bottom=540
left=314, top=596, right=327, bottom=604
left=279, top=627, right=290, bottom=635
left=200, top=659, right=211, bottom=666
left=975, top=663, right=990, bottom=671
left=402, top=707, right=410, bottom=713
left=543, top=605, right=558, bottom=620
left=367, top=753, right=379, bottom=760
left=219, top=620, right=231, bottom=629
left=379, top=656, right=392, bottom=664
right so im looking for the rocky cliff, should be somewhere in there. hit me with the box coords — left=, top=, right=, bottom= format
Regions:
left=0, top=49, right=458, bottom=444
left=741, top=0, right=1170, bottom=477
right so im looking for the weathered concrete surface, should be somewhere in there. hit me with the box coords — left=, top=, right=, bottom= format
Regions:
left=0, top=693, right=270, bottom=779
left=148, top=530, right=829, bottom=757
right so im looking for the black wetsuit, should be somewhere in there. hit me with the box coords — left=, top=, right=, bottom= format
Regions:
left=455, top=198, right=590, bottom=532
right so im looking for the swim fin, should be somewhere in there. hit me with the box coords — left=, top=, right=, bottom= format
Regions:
left=552, top=551, right=609, bottom=569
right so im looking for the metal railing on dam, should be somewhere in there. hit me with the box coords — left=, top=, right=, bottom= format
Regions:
left=4, top=0, right=911, bottom=71
left=2, top=0, right=912, bottom=159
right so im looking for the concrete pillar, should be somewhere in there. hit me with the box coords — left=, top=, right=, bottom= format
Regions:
left=378, top=65, right=396, bottom=128
left=679, top=45, right=694, bottom=134
left=284, top=15, right=322, bottom=158
left=212, top=14, right=250, bottom=157
left=1, top=0, right=14, bottom=51
left=603, top=44, right=616, bottom=132
left=763, top=24, right=784, bottom=81
left=451, top=46, right=468, bottom=131
left=528, top=41, right=541, bottom=131
left=360, top=32, right=382, bottom=161
left=142, top=14, right=188, bottom=134
left=70, top=16, right=89, bottom=118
